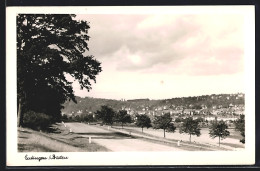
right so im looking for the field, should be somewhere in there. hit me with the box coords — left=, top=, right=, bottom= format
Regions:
left=18, top=122, right=244, bottom=152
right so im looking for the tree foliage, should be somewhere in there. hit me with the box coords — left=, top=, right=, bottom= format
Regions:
left=234, top=115, right=245, bottom=144
left=115, top=110, right=132, bottom=128
left=17, top=14, right=102, bottom=126
left=209, top=120, right=230, bottom=146
left=95, top=105, right=116, bottom=125
left=179, top=117, right=201, bottom=142
left=135, top=114, right=152, bottom=133
left=153, top=113, right=176, bottom=138
left=23, top=110, right=53, bottom=131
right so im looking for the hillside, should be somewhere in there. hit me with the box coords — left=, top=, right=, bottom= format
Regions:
left=62, top=93, right=245, bottom=116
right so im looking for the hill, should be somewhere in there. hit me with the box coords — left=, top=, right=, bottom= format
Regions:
left=61, top=93, right=244, bottom=116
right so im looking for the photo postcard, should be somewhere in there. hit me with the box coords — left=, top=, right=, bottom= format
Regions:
left=6, top=5, right=255, bottom=166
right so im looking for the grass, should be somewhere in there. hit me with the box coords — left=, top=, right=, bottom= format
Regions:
left=95, top=125, right=227, bottom=151
left=221, top=142, right=244, bottom=148
left=18, top=122, right=244, bottom=152
left=18, top=124, right=110, bottom=152
left=108, top=125, right=244, bottom=151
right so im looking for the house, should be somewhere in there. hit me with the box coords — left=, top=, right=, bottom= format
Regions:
left=127, top=110, right=135, bottom=115
left=162, top=109, right=171, bottom=114
left=163, top=106, right=168, bottom=110
left=205, top=116, right=216, bottom=121
left=237, top=93, right=244, bottom=98
left=170, top=110, right=182, bottom=115
left=199, top=109, right=212, bottom=115
left=137, top=111, right=146, bottom=115
left=176, top=106, right=184, bottom=110
left=193, top=110, right=201, bottom=115
left=234, top=110, right=244, bottom=115
left=211, top=110, right=219, bottom=115
left=183, top=109, right=194, bottom=115
left=201, top=104, right=207, bottom=109
left=170, top=105, right=176, bottom=109
left=218, top=105, right=223, bottom=109
left=216, top=116, right=238, bottom=122
left=157, top=107, right=163, bottom=111
left=229, top=103, right=234, bottom=108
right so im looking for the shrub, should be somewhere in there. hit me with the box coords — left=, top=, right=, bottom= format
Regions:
left=61, top=114, right=68, bottom=122
left=23, top=111, right=53, bottom=131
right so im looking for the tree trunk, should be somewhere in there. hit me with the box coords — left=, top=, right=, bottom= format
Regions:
left=17, top=98, right=23, bottom=127
left=142, top=127, right=143, bottom=133
left=219, top=136, right=220, bottom=146
left=122, top=123, right=123, bottom=129
left=164, top=129, right=166, bottom=138
left=189, top=134, right=191, bottom=142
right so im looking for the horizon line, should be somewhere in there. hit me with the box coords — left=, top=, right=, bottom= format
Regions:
left=75, top=92, right=245, bottom=101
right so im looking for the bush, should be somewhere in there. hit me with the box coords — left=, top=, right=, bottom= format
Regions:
left=61, top=114, right=68, bottom=122
left=175, top=117, right=183, bottom=122
left=23, top=111, right=53, bottom=131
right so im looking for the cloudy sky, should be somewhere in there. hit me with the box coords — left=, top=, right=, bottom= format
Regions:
left=71, top=13, right=245, bottom=100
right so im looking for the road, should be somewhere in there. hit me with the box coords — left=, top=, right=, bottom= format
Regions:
left=65, top=122, right=184, bottom=152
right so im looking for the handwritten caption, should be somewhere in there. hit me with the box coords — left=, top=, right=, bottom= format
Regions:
left=25, top=154, right=68, bottom=162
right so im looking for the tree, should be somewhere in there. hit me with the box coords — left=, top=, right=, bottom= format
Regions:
left=209, top=120, right=230, bottom=146
left=234, top=115, right=245, bottom=144
left=61, top=114, right=68, bottom=122
left=115, top=110, right=132, bottom=128
left=174, top=117, right=184, bottom=123
left=95, top=105, right=115, bottom=126
left=179, top=117, right=201, bottom=142
left=17, top=14, right=102, bottom=127
left=135, top=114, right=152, bottom=133
left=82, top=114, right=96, bottom=123
left=153, top=113, right=176, bottom=138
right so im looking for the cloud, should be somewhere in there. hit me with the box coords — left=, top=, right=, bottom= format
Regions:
left=77, top=14, right=244, bottom=77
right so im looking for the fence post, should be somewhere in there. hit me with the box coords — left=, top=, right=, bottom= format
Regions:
left=89, top=137, right=92, bottom=144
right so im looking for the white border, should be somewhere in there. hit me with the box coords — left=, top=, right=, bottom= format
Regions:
left=6, top=6, right=255, bottom=166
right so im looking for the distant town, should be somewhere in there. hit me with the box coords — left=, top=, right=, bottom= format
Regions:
left=62, top=93, right=245, bottom=124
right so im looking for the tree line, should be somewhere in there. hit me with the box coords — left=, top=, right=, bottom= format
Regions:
left=63, top=105, right=245, bottom=146
left=62, top=93, right=245, bottom=115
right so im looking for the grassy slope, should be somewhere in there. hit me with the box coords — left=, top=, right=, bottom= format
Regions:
left=18, top=123, right=110, bottom=152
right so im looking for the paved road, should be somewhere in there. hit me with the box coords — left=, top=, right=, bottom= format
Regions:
left=65, top=122, right=184, bottom=152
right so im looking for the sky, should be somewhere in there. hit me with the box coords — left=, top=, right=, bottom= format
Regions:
left=70, top=13, right=245, bottom=100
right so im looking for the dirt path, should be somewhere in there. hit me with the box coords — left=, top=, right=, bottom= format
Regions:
left=65, top=122, right=184, bottom=151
